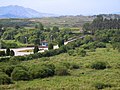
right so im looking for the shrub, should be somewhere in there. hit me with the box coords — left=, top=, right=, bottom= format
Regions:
left=55, top=66, right=70, bottom=76
left=58, top=39, right=64, bottom=47
left=91, top=61, right=107, bottom=70
left=0, top=57, right=10, bottom=62
left=48, top=43, right=53, bottom=50
left=10, top=50, right=15, bottom=56
left=4, top=65, right=15, bottom=77
left=10, top=56, right=27, bottom=61
left=77, top=48, right=86, bottom=57
left=68, top=50, right=75, bottom=56
left=94, top=82, right=112, bottom=89
left=11, top=66, right=31, bottom=81
left=96, top=42, right=106, bottom=48
left=0, top=51, right=6, bottom=56
left=0, top=72, right=12, bottom=85
left=29, top=64, right=55, bottom=79
left=70, top=63, right=80, bottom=69
left=6, top=48, right=10, bottom=56
left=33, top=46, right=39, bottom=53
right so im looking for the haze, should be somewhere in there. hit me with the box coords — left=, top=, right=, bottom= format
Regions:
left=0, top=0, right=120, bottom=15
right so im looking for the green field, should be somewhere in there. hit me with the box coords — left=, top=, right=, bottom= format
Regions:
left=0, top=48, right=120, bottom=90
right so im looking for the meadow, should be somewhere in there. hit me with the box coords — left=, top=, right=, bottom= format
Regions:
left=0, top=48, right=120, bottom=90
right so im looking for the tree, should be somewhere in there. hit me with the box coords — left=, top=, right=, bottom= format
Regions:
left=33, top=46, right=39, bottom=53
left=6, top=48, right=10, bottom=56
left=39, top=23, right=44, bottom=30
left=10, top=50, right=15, bottom=56
left=52, top=26, right=60, bottom=32
left=58, top=39, right=64, bottom=47
left=48, top=43, right=53, bottom=50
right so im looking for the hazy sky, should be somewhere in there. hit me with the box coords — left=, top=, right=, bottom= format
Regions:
left=0, top=0, right=120, bottom=15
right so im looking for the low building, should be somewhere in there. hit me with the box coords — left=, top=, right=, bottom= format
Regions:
left=41, top=40, right=48, bottom=47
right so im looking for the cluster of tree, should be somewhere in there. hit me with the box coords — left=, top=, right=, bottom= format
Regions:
left=1, top=22, right=72, bottom=47
left=0, top=48, right=15, bottom=57
left=83, top=15, right=120, bottom=35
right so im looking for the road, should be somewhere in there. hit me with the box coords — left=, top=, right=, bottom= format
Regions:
left=0, top=36, right=84, bottom=56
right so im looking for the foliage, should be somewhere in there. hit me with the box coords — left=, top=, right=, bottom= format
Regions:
left=58, top=39, right=64, bottom=47
left=33, top=46, right=39, bottom=53
left=91, top=61, right=107, bottom=70
left=0, top=72, right=12, bottom=85
left=29, top=64, right=55, bottom=79
left=94, top=82, right=112, bottom=89
left=4, top=65, right=15, bottom=77
left=48, top=43, right=53, bottom=50
left=77, top=48, right=86, bottom=57
left=11, top=66, right=31, bottom=81
left=55, top=65, right=70, bottom=76
left=0, top=51, right=6, bottom=56
left=68, top=50, right=75, bottom=56
left=10, top=50, right=15, bottom=56
left=6, top=48, right=10, bottom=56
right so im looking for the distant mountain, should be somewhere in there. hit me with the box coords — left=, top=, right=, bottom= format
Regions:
left=0, top=5, right=56, bottom=18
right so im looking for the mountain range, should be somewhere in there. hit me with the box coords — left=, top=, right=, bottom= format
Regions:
left=0, top=5, right=56, bottom=18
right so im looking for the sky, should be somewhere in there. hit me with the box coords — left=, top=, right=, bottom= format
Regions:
left=0, top=0, right=120, bottom=15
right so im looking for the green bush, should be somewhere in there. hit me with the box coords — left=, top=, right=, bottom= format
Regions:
left=68, top=50, right=75, bottom=56
left=91, top=61, right=107, bottom=70
left=95, top=82, right=112, bottom=89
left=11, top=66, right=30, bottom=81
left=10, top=56, right=27, bottom=61
left=55, top=66, right=70, bottom=76
left=0, top=72, right=12, bottom=85
left=10, top=50, right=15, bottom=56
left=29, top=64, right=55, bottom=79
left=70, top=63, right=80, bottom=69
left=0, top=51, right=6, bottom=56
left=6, top=48, right=10, bottom=56
left=77, top=48, right=86, bottom=57
left=4, top=65, right=15, bottom=77
left=48, top=43, right=53, bottom=50
left=0, top=57, right=10, bottom=62
left=33, top=46, right=39, bottom=53
left=58, top=39, right=64, bottom=47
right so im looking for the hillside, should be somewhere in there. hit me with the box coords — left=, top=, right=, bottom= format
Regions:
left=0, top=5, right=55, bottom=18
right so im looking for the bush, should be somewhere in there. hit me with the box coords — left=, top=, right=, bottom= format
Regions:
left=10, top=56, right=27, bottom=61
left=91, top=61, right=107, bottom=70
left=0, top=57, right=10, bottom=62
left=0, top=51, right=6, bottom=56
left=10, top=50, right=15, bottom=56
left=48, top=43, right=53, bottom=50
left=0, top=72, right=12, bottom=85
left=58, top=39, right=64, bottom=47
left=6, top=48, right=10, bottom=56
left=55, top=66, right=70, bottom=76
left=33, top=46, right=39, bottom=53
left=4, top=65, right=15, bottom=77
left=96, top=42, right=106, bottom=48
left=68, top=50, right=75, bottom=56
left=70, top=63, right=80, bottom=69
left=77, top=48, right=86, bottom=57
left=11, top=66, right=31, bottom=81
left=95, top=82, right=112, bottom=89
left=29, top=64, right=55, bottom=79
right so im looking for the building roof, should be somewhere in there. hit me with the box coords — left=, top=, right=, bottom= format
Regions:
left=42, top=40, right=48, bottom=43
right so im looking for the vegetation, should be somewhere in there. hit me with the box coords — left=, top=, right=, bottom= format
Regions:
left=33, top=46, right=39, bottom=53
left=0, top=14, right=120, bottom=89
left=48, top=43, right=53, bottom=50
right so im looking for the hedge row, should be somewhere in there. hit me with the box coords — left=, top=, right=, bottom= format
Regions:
left=10, top=39, right=83, bottom=61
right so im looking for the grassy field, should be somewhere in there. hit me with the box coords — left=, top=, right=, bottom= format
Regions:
left=0, top=48, right=120, bottom=90
left=30, top=16, right=94, bottom=28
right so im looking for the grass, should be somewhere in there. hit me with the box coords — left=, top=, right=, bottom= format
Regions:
left=0, top=48, right=120, bottom=90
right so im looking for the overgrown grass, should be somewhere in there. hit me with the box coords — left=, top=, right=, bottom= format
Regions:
left=0, top=48, right=120, bottom=90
